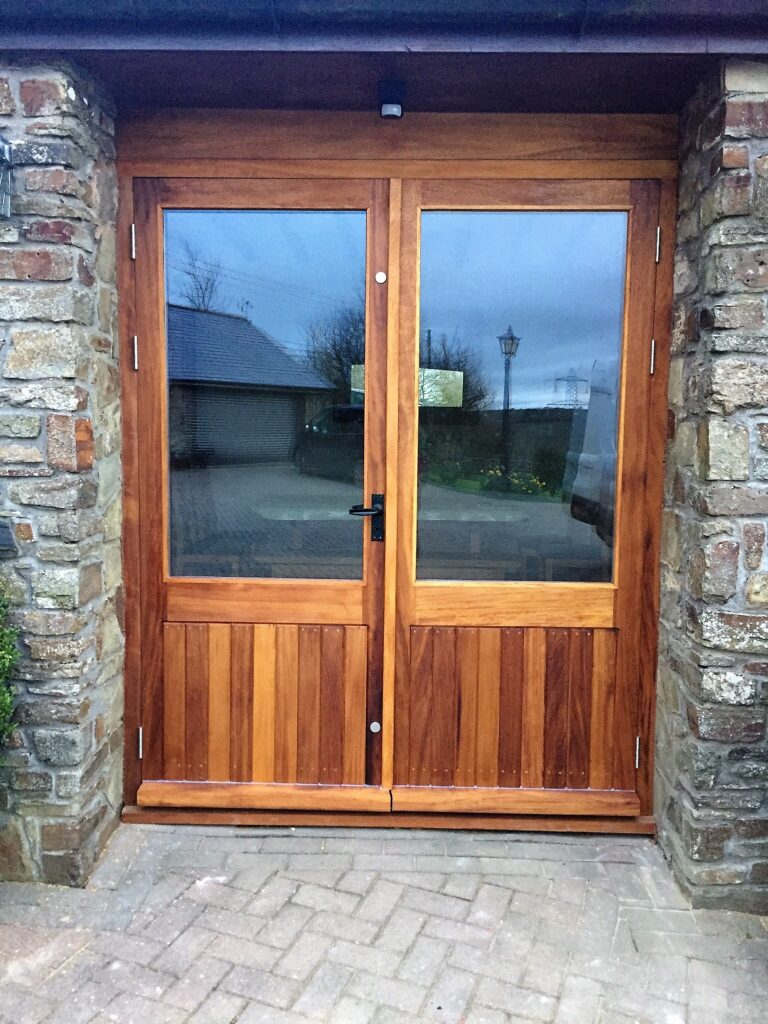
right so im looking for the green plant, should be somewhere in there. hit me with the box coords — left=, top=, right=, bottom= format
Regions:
left=0, top=583, right=19, bottom=744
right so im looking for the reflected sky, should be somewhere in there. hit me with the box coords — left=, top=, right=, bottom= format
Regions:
left=165, top=207, right=627, bottom=410
left=165, top=210, right=366, bottom=360
left=420, top=211, right=627, bottom=409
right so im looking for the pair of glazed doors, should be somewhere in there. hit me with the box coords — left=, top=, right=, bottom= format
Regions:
left=132, top=173, right=664, bottom=825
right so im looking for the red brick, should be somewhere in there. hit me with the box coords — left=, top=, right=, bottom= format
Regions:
left=22, top=220, right=74, bottom=245
left=19, top=78, right=70, bottom=117
left=0, top=248, right=72, bottom=282
left=725, top=100, right=768, bottom=137
left=25, top=168, right=81, bottom=197
left=46, top=414, right=94, bottom=472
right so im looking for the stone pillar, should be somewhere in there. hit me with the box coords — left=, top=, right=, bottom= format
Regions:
left=0, top=60, right=121, bottom=884
left=658, top=59, right=768, bottom=911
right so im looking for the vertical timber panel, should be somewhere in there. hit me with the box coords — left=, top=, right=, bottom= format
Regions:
left=499, top=628, right=524, bottom=788
left=589, top=629, right=618, bottom=789
left=163, top=623, right=186, bottom=779
left=566, top=629, right=593, bottom=790
left=252, top=624, right=276, bottom=783
left=522, top=627, right=546, bottom=787
left=343, top=626, right=368, bottom=784
left=230, top=624, right=254, bottom=782
left=409, top=627, right=434, bottom=785
left=185, top=624, right=209, bottom=781
left=476, top=628, right=501, bottom=788
left=275, top=624, right=299, bottom=783
left=431, top=627, right=457, bottom=786
left=454, top=628, right=479, bottom=787
left=319, top=625, right=345, bottom=784
left=297, top=625, right=321, bottom=783
left=543, top=629, right=569, bottom=789
left=207, top=624, right=231, bottom=782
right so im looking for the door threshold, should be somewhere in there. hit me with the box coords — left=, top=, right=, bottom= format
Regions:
left=123, top=804, right=656, bottom=835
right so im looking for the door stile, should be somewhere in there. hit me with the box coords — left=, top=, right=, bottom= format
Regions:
left=134, top=178, right=169, bottom=784
left=611, top=180, right=661, bottom=793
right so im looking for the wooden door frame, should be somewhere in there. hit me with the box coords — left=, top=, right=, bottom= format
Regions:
left=118, top=111, right=675, bottom=832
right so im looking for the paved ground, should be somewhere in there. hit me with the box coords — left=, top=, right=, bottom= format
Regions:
left=1, top=826, right=767, bottom=1024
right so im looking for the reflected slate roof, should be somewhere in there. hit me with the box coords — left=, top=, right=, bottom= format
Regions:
left=167, top=304, right=332, bottom=392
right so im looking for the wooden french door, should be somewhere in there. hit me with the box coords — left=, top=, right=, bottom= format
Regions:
left=391, top=179, right=660, bottom=819
left=132, top=172, right=662, bottom=825
left=134, top=178, right=391, bottom=810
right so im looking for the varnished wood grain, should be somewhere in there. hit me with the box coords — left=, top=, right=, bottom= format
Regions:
left=125, top=804, right=657, bottom=834
left=163, top=623, right=185, bottom=778
left=408, top=628, right=434, bottom=787
left=167, top=579, right=365, bottom=625
left=391, top=786, right=641, bottom=816
left=544, top=629, right=570, bottom=789
left=319, top=626, right=345, bottom=785
left=454, top=628, right=479, bottom=787
left=138, top=781, right=391, bottom=811
left=589, top=630, right=618, bottom=789
left=207, top=624, right=231, bottom=781
left=275, top=625, right=299, bottom=783
left=521, top=627, right=547, bottom=787
left=121, top=158, right=678, bottom=181
left=297, top=626, right=321, bottom=784
left=499, top=628, right=525, bottom=789
left=185, top=624, right=208, bottom=781
left=412, top=582, right=614, bottom=628
left=120, top=111, right=678, bottom=164
left=476, top=629, right=501, bottom=788
left=432, top=628, right=457, bottom=787
left=343, top=626, right=368, bottom=785
left=252, top=625, right=276, bottom=783
left=567, top=629, right=593, bottom=790
left=230, top=624, right=254, bottom=783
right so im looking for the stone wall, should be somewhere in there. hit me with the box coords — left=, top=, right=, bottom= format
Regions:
left=0, top=59, right=122, bottom=883
left=657, top=58, right=768, bottom=912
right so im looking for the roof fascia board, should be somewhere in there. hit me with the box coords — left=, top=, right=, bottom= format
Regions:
left=3, top=28, right=768, bottom=56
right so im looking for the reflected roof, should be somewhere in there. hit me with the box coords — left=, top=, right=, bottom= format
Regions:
left=167, top=304, right=333, bottom=392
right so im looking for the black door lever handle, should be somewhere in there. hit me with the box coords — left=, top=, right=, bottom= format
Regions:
left=348, top=493, right=384, bottom=541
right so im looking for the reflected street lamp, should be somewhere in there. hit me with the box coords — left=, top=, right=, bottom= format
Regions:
left=497, top=325, right=521, bottom=475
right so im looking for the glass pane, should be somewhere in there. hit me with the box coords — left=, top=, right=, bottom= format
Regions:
left=416, top=210, right=627, bottom=583
left=164, top=209, right=367, bottom=579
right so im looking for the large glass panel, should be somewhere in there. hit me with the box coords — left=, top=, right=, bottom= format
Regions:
left=416, top=211, right=627, bottom=583
left=164, top=209, right=367, bottom=578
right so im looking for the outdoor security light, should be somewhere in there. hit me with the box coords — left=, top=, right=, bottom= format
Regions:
left=378, top=79, right=405, bottom=118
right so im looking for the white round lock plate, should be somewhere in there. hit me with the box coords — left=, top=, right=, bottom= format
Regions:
left=374, top=271, right=387, bottom=284
left=369, top=721, right=382, bottom=733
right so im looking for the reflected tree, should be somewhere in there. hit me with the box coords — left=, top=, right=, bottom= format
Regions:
left=420, top=332, right=489, bottom=412
left=306, top=303, right=366, bottom=401
left=180, top=241, right=222, bottom=312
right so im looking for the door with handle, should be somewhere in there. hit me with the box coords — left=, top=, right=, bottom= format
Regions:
left=134, top=177, right=390, bottom=811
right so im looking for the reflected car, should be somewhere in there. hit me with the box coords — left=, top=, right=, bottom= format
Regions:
left=562, top=375, right=617, bottom=546
left=294, top=404, right=364, bottom=483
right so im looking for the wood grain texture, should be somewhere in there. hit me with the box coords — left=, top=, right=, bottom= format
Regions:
left=397, top=625, right=619, bottom=798
left=155, top=622, right=369, bottom=790
left=138, top=781, right=391, bottom=811
left=125, top=803, right=656, bottom=833
left=120, top=112, right=678, bottom=164
left=391, top=786, right=640, bottom=816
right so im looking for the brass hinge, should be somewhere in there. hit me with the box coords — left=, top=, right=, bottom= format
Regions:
left=635, top=736, right=641, bottom=770
left=130, top=223, right=136, bottom=261
left=655, top=226, right=661, bottom=263
left=138, top=726, right=143, bottom=760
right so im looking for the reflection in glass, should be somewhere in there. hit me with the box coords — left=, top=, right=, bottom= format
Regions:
left=416, top=211, right=627, bottom=583
left=164, top=210, right=367, bottom=578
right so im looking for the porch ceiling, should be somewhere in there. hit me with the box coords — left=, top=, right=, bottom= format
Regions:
left=69, top=50, right=714, bottom=114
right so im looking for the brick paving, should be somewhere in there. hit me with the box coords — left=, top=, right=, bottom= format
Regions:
left=0, top=826, right=766, bottom=1023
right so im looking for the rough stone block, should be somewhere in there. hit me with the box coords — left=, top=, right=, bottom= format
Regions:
left=710, top=358, right=768, bottom=413
left=699, top=300, right=764, bottom=331
left=0, top=285, right=92, bottom=325
left=10, top=477, right=97, bottom=510
left=698, top=418, right=749, bottom=479
left=743, top=522, right=766, bottom=569
left=0, top=77, right=14, bottom=114
left=700, top=669, right=757, bottom=705
left=19, top=78, right=76, bottom=117
left=687, top=703, right=765, bottom=743
left=689, top=539, right=739, bottom=602
left=0, top=413, right=41, bottom=438
left=698, top=607, right=768, bottom=654
left=725, top=60, right=768, bottom=93
left=5, top=325, right=86, bottom=379
left=32, top=726, right=88, bottom=766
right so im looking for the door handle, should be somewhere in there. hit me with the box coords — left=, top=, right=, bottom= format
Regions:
left=348, top=493, right=384, bottom=542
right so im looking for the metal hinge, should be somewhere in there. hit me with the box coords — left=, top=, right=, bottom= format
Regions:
left=138, top=726, right=143, bottom=760
left=649, top=338, right=656, bottom=376
left=655, top=226, right=661, bottom=263
left=130, top=223, right=136, bottom=260
left=635, top=736, right=641, bottom=770
left=132, top=335, right=139, bottom=371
